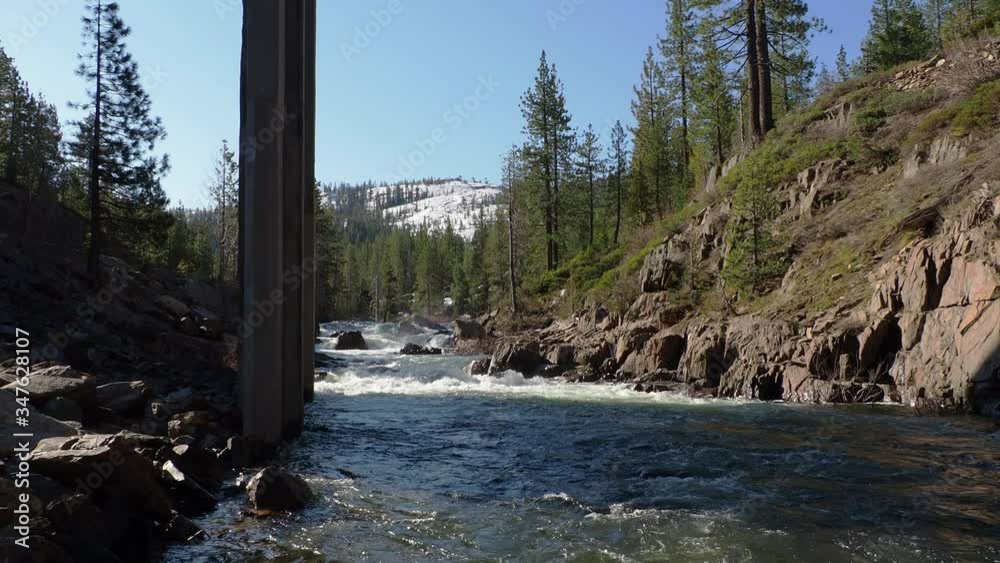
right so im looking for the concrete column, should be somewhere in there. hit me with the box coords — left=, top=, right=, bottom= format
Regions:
left=239, top=0, right=316, bottom=445
left=239, top=0, right=285, bottom=446
left=302, top=0, right=317, bottom=404
left=280, top=0, right=305, bottom=438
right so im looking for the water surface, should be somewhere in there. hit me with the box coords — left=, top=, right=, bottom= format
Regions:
left=166, top=321, right=1000, bottom=562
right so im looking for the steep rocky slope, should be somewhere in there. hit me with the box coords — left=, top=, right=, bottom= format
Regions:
left=479, top=44, right=1000, bottom=418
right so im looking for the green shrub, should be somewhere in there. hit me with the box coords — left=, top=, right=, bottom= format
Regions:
left=951, top=79, right=1000, bottom=136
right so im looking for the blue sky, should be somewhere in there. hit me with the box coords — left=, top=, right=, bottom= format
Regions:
left=2, top=0, right=874, bottom=207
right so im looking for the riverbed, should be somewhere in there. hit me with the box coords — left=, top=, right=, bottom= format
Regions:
left=165, top=321, right=1000, bottom=562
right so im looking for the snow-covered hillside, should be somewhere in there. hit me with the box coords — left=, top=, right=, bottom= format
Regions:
left=331, top=180, right=500, bottom=240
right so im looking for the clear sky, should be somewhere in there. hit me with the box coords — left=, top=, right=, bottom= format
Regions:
left=1, top=0, right=875, bottom=208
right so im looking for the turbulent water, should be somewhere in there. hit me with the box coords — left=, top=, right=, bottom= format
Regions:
left=166, top=321, right=1000, bottom=562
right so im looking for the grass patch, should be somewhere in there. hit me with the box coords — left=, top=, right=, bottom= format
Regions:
left=951, top=78, right=1000, bottom=136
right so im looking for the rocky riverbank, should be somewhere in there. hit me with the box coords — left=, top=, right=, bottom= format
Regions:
left=462, top=181, right=999, bottom=417
left=0, top=186, right=312, bottom=563
left=457, top=51, right=1000, bottom=418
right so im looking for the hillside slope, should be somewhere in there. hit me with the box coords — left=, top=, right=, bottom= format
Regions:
left=491, top=44, right=1000, bottom=417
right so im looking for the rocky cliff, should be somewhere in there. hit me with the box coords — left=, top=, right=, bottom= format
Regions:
left=477, top=46, right=1000, bottom=418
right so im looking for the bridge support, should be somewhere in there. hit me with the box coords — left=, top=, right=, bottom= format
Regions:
left=239, top=0, right=317, bottom=446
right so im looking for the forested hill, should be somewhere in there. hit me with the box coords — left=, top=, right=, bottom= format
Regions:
left=322, top=178, right=500, bottom=240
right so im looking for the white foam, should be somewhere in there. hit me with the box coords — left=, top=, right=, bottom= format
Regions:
left=314, top=368, right=730, bottom=406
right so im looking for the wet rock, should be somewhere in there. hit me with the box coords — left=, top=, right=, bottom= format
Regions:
left=161, top=459, right=218, bottom=514
left=454, top=319, right=485, bottom=340
left=489, top=339, right=544, bottom=375
left=466, top=358, right=490, bottom=376
left=246, top=467, right=313, bottom=513
left=41, top=396, right=84, bottom=423
left=169, top=443, right=225, bottom=489
left=396, top=320, right=425, bottom=337
left=160, top=510, right=205, bottom=543
left=335, top=330, right=367, bottom=350
left=96, top=380, right=150, bottom=414
left=400, top=343, right=443, bottom=355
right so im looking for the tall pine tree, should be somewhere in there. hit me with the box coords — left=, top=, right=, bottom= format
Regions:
left=69, top=0, right=171, bottom=280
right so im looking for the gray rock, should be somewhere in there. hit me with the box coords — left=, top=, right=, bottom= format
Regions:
left=246, top=467, right=313, bottom=513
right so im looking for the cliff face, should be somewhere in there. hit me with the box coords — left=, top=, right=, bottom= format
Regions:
left=498, top=46, right=1000, bottom=417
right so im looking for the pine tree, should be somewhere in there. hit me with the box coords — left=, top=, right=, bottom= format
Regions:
left=520, top=51, right=572, bottom=271
left=663, top=0, right=697, bottom=176
left=722, top=160, right=784, bottom=293
left=631, top=47, right=671, bottom=222
left=574, top=124, right=604, bottom=247
left=608, top=121, right=629, bottom=245
left=207, top=140, right=238, bottom=284
left=69, top=0, right=171, bottom=280
left=692, top=28, right=736, bottom=167
left=836, top=45, right=852, bottom=81
left=861, top=0, right=934, bottom=71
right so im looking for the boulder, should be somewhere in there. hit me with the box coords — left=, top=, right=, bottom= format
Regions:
left=160, top=460, right=218, bottom=514
left=454, top=319, right=485, bottom=340
left=0, top=392, right=78, bottom=455
left=545, top=344, right=575, bottom=366
left=335, top=330, right=367, bottom=350
left=96, top=380, right=150, bottom=414
left=169, top=443, right=226, bottom=489
left=400, top=343, right=443, bottom=356
left=489, top=339, right=544, bottom=375
left=29, top=434, right=173, bottom=521
left=2, top=365, right=97, bottom=407
left=246, top=467, right=313, bottom=513
left=466, top=358, right=490, bottom=376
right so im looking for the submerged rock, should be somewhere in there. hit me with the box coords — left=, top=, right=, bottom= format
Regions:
left=466, top=358, right=490, bottom=376
left=246, top=467, right=313, bottom=513
left=400, top=343, right=443, bottom=356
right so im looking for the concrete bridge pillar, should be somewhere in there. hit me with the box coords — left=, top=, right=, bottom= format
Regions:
left=239, top=0, right=317, bottom=446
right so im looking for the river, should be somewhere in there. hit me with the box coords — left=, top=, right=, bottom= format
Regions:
left=166, top=321, right=1000, bottom=562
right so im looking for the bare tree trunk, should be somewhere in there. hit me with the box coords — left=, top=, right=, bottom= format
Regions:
left=507, top=176, right=518, bottom=316
left=745, top=0, right=763, bottom=145
left=755, top=0, right=774, bottom=135
left=87, top=1, right=103, bottom=284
